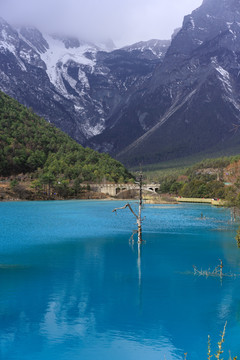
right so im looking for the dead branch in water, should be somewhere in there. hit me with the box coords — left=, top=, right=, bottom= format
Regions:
left=112, top=203, right=138, bottom=218
left=112, top=173, right=144, bottom=243
left=193, top=259, right=239, bottom=279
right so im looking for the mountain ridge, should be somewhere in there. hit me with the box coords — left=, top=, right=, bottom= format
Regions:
left=91, top=0, right=240, bottom=165
left=2, top=0, right=240, bottom=167
left=0, top=16, right=169, bottom=147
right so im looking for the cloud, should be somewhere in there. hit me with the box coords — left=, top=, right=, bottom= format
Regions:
left=0, top=0, right=203, bottom=46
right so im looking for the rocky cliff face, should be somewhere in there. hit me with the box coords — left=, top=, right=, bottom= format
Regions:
left=0, top=17, right=169, bottom=145
left=91, top=0, right=240, bottom=165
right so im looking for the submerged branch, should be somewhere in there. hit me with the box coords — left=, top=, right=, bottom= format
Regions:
left=193, top=260, right=239, bottom=278
left=112, top=203, right=138, bottom=219
left=130, top=230, right=138, bottom=242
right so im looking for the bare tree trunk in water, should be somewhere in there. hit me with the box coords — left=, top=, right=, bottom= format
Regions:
left=113, top=173, right=143, bottom=243
left=137, top=173, right=143, bottom=243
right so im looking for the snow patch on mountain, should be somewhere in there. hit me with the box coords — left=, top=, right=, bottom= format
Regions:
left=189, top=17, right=195, bottom=29
left=215, top=66, right=240, bottom=113
left=122, top=39, right=170, bottom=59
left=0, top=34, right=26, bottom=71
left=40, top=35, right=96, bottom=92
left=84, top=121, right=105, bottom=137
left=216, top=66, right=232, bottom=93
left=0, top=33, right=16, bottom=54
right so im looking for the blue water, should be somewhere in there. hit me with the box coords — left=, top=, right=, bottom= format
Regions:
left=0, top=200, right=240, bottom=360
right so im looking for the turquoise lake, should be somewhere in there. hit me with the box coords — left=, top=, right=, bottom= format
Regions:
left=0, top=200, right=240, bottom=360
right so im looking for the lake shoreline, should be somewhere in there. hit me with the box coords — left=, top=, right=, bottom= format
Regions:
left=0, top=181, right=177, bottom=204
left=0, top=182, right=225, bottom=206
left=0, top=196, right=177, bottom=204
left=0, top=190, right=178, bottom=204
left=0, top=196, right=225, bottom=206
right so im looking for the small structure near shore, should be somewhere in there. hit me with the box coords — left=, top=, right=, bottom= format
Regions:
left=90, top=182, right=160, bottom=197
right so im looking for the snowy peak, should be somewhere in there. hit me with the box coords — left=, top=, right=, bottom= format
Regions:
left=0, top=17, right=20, bottom=49
left=92, top=0, right=240, bottom=165
left=99, top=38, right=116, bottom=51
left=48, top=34, right=115, bottom=52
left=165, top=0, right=240, bottom=60
left=122, top=39, right=170, bottom=60
left=0, top=19, right=46, bottom=71
left=40, top=34, right=97, bottom=96
left=19, top=26, right=49, bottom=53
left=0, top=17, right=163, bottom=144
left=51, top=34, right=82, bottom=49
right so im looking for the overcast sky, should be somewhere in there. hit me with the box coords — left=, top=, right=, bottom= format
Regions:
left=0, top=0, right=203, bottom=47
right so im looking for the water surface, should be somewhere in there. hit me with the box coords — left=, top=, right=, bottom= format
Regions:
left=0, top=200, right=239, bottom=360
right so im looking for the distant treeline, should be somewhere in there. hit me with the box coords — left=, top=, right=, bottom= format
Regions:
left=189, top=155, right=240, bottom=171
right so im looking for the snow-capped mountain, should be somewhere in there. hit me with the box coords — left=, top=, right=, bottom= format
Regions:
left=0, top=17, right=168, bottom=143
left=91, top=0, right=240, bottom=165
left=2, top=0, right=240, bottom=167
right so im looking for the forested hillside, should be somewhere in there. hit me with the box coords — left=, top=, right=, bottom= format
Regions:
left=158, top=155, right=240, bottom=205
left=0, top=91, right=133, bottom=184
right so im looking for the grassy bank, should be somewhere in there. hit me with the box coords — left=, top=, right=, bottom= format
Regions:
left=175, top=197, right=225, bottom=206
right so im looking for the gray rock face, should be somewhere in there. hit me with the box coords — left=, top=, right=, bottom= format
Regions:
left=19, top=26, right=49, bottom=53
left=91, top=0, right=240, bottom=165
left=0, top=17, right=167, bottom=145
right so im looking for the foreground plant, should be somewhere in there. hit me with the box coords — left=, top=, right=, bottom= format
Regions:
left=184, top=322, right=237, bottom=359
left=208, top=321, right=237, bottom=360
left=214, top=321, right=226, bottom=360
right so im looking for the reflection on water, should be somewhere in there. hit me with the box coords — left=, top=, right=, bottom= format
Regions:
left=0, top=201, right=239, bottom=360
left=137, top=242, right=142, bottom=288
